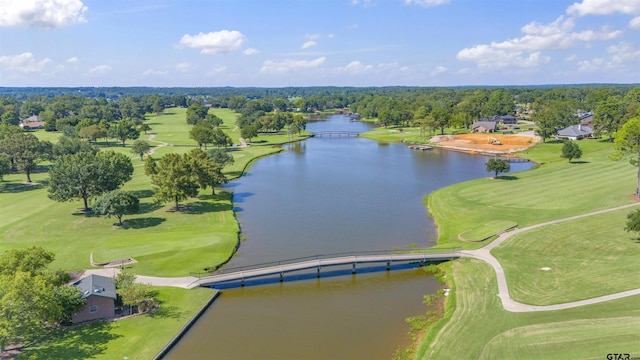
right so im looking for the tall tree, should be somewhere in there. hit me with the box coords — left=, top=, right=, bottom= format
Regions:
left=593, top=96, right=623, bottom=142
left=108, top=120, right=140, bottom=146
left=150, top=153, right=199, bottom=210
left=612, top=116, right=640, bottom=197
left=0, top=155, right=10, bottom=181
left=189, top=123, right=214, bottom=149
left=187, top=149, right=226, bottom=195
left=0, top=133, right=52, bottom=182
left=48, top=151, right=133, bottom=211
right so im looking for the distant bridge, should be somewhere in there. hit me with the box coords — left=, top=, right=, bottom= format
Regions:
left=312, top=131, right=361, bottom=137
left=187, top=248, right=461, bottom=288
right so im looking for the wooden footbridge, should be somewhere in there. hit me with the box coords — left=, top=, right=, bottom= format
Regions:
left=312, top=131, right=361, bottom=137
left=187, top=248, right=460, bottom=288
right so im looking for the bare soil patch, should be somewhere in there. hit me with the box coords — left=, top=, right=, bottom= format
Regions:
left=430, top=133, right=540, bottom=153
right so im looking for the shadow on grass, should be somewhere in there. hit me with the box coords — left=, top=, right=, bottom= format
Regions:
left=131, top=189, right=154, bottom=199
left=20, top=321, right=120, bottom=360
left=0, top=181, right=47, bottom=193
left=124, top=217, right=166, bottom=229
left=149, top=304, right=184, bottom=320
left=569, top=160, right=590, bottom=164
left=183, top=201, right=232, bottom=214
left=497, top=175, right=518, bottom=180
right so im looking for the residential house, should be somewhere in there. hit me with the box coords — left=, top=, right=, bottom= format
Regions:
left=19, top=115, right=45, bottom=130
left=557, top=124, right=594, bottom=140
left=71, top=274, right=117, bottom=323
left=493, top=115, right=518, bottom=125
left=472, top=120, right=498, bottom=133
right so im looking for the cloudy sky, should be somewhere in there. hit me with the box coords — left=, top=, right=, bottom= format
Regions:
left=1, top=0, right=639, bottom=87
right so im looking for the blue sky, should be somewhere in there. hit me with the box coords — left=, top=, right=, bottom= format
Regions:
left=1, top=0, right=639, bottom=87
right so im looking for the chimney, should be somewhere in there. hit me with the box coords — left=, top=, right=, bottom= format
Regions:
left=578, top=124, right=582, bottom=131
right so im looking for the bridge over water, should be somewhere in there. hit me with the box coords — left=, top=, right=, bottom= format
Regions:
left=187, top=248, right=461, bottom=288
left=312, top=131, right=361, bottom=137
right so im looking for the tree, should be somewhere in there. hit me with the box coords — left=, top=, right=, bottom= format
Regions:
left=144, top=155, right=157, bottom=176
left=78, top=124, right=107, bottom=143
left=0, top=247, right=83, bottom=353
left=186, top=102, right=208, bottom=125
left=240, top=124, right=258, bottom=142
left=53, top=135, right=98, bottom=157
left=93, top=190, right=140, bottom=226
left=624, top=208, right=640, bottom=236
left=189, top=123, right=214, bottom=149
left=187, top=149, right=226, bottom=195
left=115, top=272, right=155, bottom=315
left=612, top=116, right=640, bottom=197
left=207, top=148, right=235, bottom=167
left=108, top=120, right=140, bottom=146
left=212, top=128, right=233, bottom=148
left=130, top=139, right=151, bottom=160
left=0, top=133, right=52, bottom=182
left=561, top=141, right=582, bottom=163
left=150, top=153, right=199, bottom=210
left=0, top=155, right=10, bottom=181
left=485, top=158, right=511, bottom=178
left=48, top=151, right=133, bottom=211
left=139, top=123, right=152, bottom=134
left=593, top=96, right=623, bottom=142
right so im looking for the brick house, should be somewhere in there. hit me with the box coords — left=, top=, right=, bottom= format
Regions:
left=71, top=274, right=117, bottom=323
left=472, top=120, right=498, bottom=133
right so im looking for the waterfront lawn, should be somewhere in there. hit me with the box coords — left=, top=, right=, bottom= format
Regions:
left=418, top=259, right=640, bottom=359
left=427, top=139, right=636, bottom=250
left=18, top=287, right=215, bottom=360
left=492, top=208, right=640, bottom=305
left=458, top=220, right=517, bottom=242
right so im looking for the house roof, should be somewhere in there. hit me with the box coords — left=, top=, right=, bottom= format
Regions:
left=557, top=124, right=594, bottom=137
left=472, top=121, right=498, bottom=130
left=73, top=274, right=117, bottom=300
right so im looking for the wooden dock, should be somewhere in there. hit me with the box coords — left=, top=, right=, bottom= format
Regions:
left=188, top=249, right=460, bottom=288
left=407, top=144, right=433, bottom=150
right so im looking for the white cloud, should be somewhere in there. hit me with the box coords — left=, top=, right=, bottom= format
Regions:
left=352, top=0, right=374, bottom=7
left=206, top=66, right=227, bottom=76
left=66, top=56, right=78, bottom=63
left=577, top=58, right=604, bottom=72
left=457, top=16, right=620, bottom=68
left=565, top=54, right=577, bottom=61
left=0, top=0, right=87, bottom=28
left=301, top=41, right=317, bottom=49
left=404, top=0, right=450, bottom=7
left=142, top=69, right=168, bottom=76
left=260, top=57, right=326, bottom=73
left=327, top=33, right=335, bottom=39
left=607, top=42, right=640, bottom=64
left=630, top=16, right=640, bottom=29
left=243, top=48, right=260, bottom=55
left=175, top=62, right=192, bottom=72
left=306, top=34, right=321, bottom=40
left=0, top=52, right=51, bottom=73
left=88, top=64, right=112, bottom=75
left=567, top=0, right=640, bottom=17
left=341, top=61, right=374, bottom=74
left=179, top=30, right=246, bottom=55
left=430, top=65, right=447, bottom=76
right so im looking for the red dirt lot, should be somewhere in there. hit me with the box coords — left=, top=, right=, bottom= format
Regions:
left=430, top=133, right=540, bottom=153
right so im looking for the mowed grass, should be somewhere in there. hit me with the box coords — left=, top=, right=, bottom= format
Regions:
left=18, top=287, right=214, bottom=360
left=419, top=138, right=640, bottom=358
left=458, top=220, right=517, bottom=242
left=492, top=208, right=640, bottom=305
left=428, top=139, right=636, bottom=250
left=418, top=259, right=640, bottom=360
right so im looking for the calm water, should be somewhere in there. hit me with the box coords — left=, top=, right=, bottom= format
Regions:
left=166, top=115, right=531, bottom=359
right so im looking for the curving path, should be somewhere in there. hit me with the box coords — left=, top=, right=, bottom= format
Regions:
left=80, top=204, right=640, bottom=309
left=461, top=202, right=640, bottom=312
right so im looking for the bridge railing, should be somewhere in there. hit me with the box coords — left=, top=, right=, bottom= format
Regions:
left=191, top=248, right=461, bottom=278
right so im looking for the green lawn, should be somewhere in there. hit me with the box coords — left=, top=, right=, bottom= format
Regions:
left=0, top=108, right=314, bottom=359
left=458, top=220, right=517, bottom=242
left=417, top=259, right=640, bottom=360
left=18, top=287, right=215, bottom=360
left=427, top=139, right=636, bottom=250
left=417, top=138, right=640, bottom=358
left=492, top=208, right=640, bottom=305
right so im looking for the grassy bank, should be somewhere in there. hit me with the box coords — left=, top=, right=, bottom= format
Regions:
left=417, top=138, right=640, bottom=358
left=0, top=107, right=310, bottom=359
